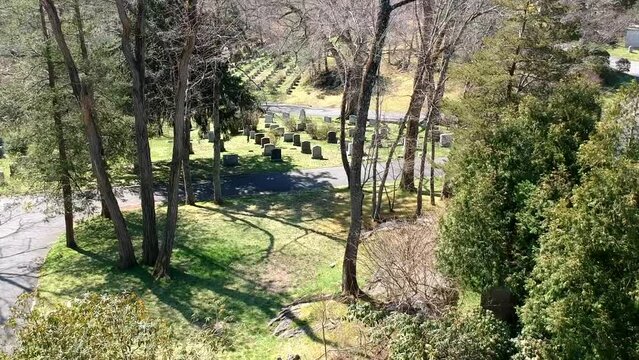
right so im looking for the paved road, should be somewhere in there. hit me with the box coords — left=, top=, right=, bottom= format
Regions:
left=609, top=56, right=639, bottom=78
left=263, top=102, right=406, bottom=122
left=0, top=160, right=443, bottom=351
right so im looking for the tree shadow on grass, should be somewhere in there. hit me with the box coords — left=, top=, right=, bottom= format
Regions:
left=37, top=190, right=351, bottom=348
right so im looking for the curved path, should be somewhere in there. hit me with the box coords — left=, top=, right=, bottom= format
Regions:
left=0, top=159, right=443, bottom=351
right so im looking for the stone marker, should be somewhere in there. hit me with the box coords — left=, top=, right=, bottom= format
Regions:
left=263, top=144, right=275, bottom=156
left=271, top=148, right=283, bottom=162
left=296, top=123, right=306, bottom=131
left=324, top=116, right=332, bottom=123
left=293, top=134, right=302, bottom=147
left=347, top=143, right=353, bottom=156
left=208, top=131, right=215, bottom=143
left=265, top=114, right=273, bottom=124
left=379, top=127, right=389, bottom=139
left=222, top=154, right=239, bottom=167
left=0, top=146, right=4, bottom=159
left=312, top=146, right=323, bottom=159
left=220, top=141, right=226, bottom=152
left=348, top=128, right=356, bottom=138
left=255, top=133, right=265, bottom=145
left=283, top=133, right=294, bottom=142
left=274, top=127, right=285, bottom=136
left=440, top=133, right=453, bottom=148
left=0, top=170, right=4, bottom=185
left=349, top=115, right=357, bottom=125
left=250, top=130, right=256, bottom=140
left=261, top=137, right=271, bottom=148
left=265, top=123, right=272, bottom=129
left=282, top=112, right=290, bottom=121
left=327, top=131, right=337, bottom=144
left=301, top=141, right=312, bottom=154
left=299, top=109, right=306, bottom=123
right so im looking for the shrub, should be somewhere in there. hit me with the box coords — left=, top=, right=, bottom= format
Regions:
left=283, top=117, right=297, bottom=132
left=385, top=310, right=512, bottom=360
left=616, top=58, right=631, bottom=72
left=9, top=293, right=167, bottom=360
left=305, top=122, right=336, bottom=140
left=267, top=129, right=281, bottom=145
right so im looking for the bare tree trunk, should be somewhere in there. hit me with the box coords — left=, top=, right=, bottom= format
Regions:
left=343, top=0, right=415, bottom=296
left=40, top=4, right=76, bottom=249
left=212, top=68, right=223, bottom=204
left=339, top=70, right=352, bottom=188
left=429, top=120, right=436, bottom=206
left=154, top=0, right=198, bottom=278
left=182, top=118, right=196, bottom=205
left=400, top=0, right=433, bottom=191
left=115, top=0, right=159, bottom=266
left=42, top=0, right=136, bottom=268
left=415, top=117, right=430, bottom=216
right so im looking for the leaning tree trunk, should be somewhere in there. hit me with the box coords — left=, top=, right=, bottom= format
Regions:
left=42, top=0, right=136, bottom=268
left=399, top=0, right=433, bottom=191
left=339, top=70, right=353, bottom=188
left=40, top=4, right=75, bottom=249
left=115, top=0, right=159, bottom=265
left=211, top=69, right=223, bottom=204
left=343, top=0, right=414, bottom=296
left=154, top=0, right=198, bottom=278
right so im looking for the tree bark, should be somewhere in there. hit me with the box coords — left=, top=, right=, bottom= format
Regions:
left=115, top=0, right=159, bottom=266
left=339, top=70, right=353, bottom=188
left=211, top=68, right=223, bottom=205
left=39, top=4, right=76, bottom=249
left=399, top=0, right=433, bottom=191
left=41, top=0, right=136, bottom=269
left=154, top=0, right=198, bottom=278
left=342, top=0, right=415, bottom=296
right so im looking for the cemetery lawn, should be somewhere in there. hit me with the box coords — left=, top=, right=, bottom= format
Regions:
left=127, top=116, right=452, bottom=186
left=36, top=187, right=442, bottom=359
left=608, top=45, right=639, bottom=61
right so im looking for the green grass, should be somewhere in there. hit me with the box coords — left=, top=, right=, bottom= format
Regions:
left=35, top=187, right=445, bottom=358
left=608, top=45, right=639, bottom=62
left=122, top=116, right=451, bottom=186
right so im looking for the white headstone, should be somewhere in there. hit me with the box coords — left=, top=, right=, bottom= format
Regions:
left=324, top=116, right=332, bottom=123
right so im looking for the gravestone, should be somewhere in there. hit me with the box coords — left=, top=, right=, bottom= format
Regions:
left=263, top=144, right=275, bottom=156
left=222, top=154, right=239, bottom=167
left=271, top=148, right=283, bottom=162
left=299, top=109, right=306, bottom=123
left=349, top=115, right=357, bottom=125
left=440, top=133, right=453, bottom=148
left=348, top=128, right=356, bottom=138
left=327, top=131, right=337, bottom=144
left=301, top=141, right=312, bottom=154
left=220, top=141, right=226, bottom=152
left=208, top=131, right=215, bottom=143
left=296, top=123, right=306, bottom=131
left=312, top=146, right=323, bottom=160
left=265, top=114, right=274, bottom=124
left=283, top=133, right=294, bottom=142
left=255, top=133, right=265, bottom=145
left=0, top=170, right=4, bottom=185
left=347, top=143, right=353, bottom=156
left=481, top=287, right=517, bottom=325
left=293, top=134, right=302, bottom=147
left=274, top=127, right=285, bottom=136
left=261, top=137, right=271, bottom=148
left=379, top=127, right=389, bottom=139
left=282, top=112, right=290, bottom=121
left=265, top=123, right=272, bottom=129
left=369, top=118, right=378, bottom=126
left=0, top=146, right=4, bottom=159
left=324, top=116, right=332, bottom=123
left=250, top=130, right=256, bottom=140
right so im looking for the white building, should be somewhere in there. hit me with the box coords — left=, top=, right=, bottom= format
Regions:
left=626, top=25, right=639, bottom=48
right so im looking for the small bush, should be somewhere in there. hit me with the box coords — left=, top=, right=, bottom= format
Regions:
left=616, top=58, right=631, bottom=72
left=381, top=309, right=513, bottom=360
left=267, top=129, right=281, bottom=145
left=9, top=293, right=168, bottom=360
left=283, top=118, right=297, bottom=132
left=306, top=122, right=336, bottom=140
